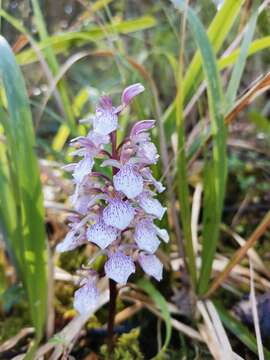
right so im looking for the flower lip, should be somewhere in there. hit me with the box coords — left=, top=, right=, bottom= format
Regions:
left=103, top=199, right=135, bottom=230
left=74, top=279, right=99, bottom=315
left=113, top=164, right=144, bottom=199
left=104, top=251, right=135, bottom=284
left=87, top=218, right=119, bottom=249
left=138, top=253, right=163, bottom=281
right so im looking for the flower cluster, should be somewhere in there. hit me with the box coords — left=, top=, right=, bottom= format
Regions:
left=57, top=84, right=169, bottom=315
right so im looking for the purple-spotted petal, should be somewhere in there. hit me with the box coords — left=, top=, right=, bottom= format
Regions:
left=121, top=83, right=145, bottom=107
left=130, top=120, right=155, bottom=137
left=138, top=253, right=163, bottom=281
left=87, top=219, right=119, bottom=249
left=103, top=200, right=134, bottom=230
left=56, top=230, right=86, bottom=253
left=105, top=251, right=135, bottom=284
left=137, top=142, right=159, bottom=164
left=93, top=106, right=118, bottom=135
left=74, top=279, right=99, bottom=315
left=113, top=164, right=144, bottom=199
left=138, top=193, right=166, bottom=220
left=134, top=219, right=160, bottom=253
left=73, top=155, right=94, bottom=183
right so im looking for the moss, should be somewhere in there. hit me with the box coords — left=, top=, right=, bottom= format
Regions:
left=0, top=310, right=30, bottom=342
left=100, top=328, right=143, bottom=360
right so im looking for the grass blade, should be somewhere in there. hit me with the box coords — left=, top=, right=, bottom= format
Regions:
left=226, top=9, right=258, bottom=109
left=138, top=279, right=172, bottom=355
left=0, top=36, right=47, bottom=342
left=216, top=302, right=270, bottom=358
left=171, top=0, right=227, bottom=295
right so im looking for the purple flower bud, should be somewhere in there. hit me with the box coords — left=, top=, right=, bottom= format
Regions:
left=105, top=251, right=135, bottom=284
left=138, top=253, right=163, bottom=281
left=130, top=120, right=156, bottom=137
left=103, top=200, right=134, bottom=230
left=113, top=164, right=144, bottom=199
left=121, top=83, right=145, bottom=107
left=87, top=218, right=119, bottom=249
left=74, top=279, right=99, bottom=315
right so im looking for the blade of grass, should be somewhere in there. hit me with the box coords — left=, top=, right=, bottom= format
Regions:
left=163, top=0, right=245, bottom=129
left=0, top=36, right=47, bottom=344
left=171, top=0, right=227, bottom=295
left=226, top=8, right=258, bottom=109
left=249, top=262, right=265, bottom=360
left=175, top=0, right=197, bottom=287
left=31, top=0, right=76, bottom=132
left=206, top=210, right=270, bottom=297
left=215, top=302, right=270, bottom=358
left=138, top=279, right=172, bottom=355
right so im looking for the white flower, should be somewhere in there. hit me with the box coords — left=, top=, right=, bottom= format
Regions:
left=138, top=193, right=166, bottom=220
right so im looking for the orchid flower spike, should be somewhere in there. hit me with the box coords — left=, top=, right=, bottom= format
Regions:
left=57, top=83, right=169, bottom=314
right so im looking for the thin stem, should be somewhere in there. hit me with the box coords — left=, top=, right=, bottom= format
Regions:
left=107, top=279, right=117, bottom=354
left=107, top=130, right=118, bottom=353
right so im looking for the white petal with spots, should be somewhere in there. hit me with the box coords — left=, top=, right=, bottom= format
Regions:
left=113, top=165, right=144, bottom=199
left=93, top=107, right=118, bottom=135
left=138, top=193, right=166, bottom=220
left=87, top=219, right=119, bottom=249
left=74, top=280, right=99, bottom=315
left=103, top=200, right=134, bottom=230
left=105, top=251, right=135, bottom=284
left=138, top=253, right=163, bottom=281
left=134, top=219, right=160, bottom=253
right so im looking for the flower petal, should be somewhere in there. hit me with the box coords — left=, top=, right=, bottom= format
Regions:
left=138, top=253, right=163, bottom=281
left=138, top=193, right=166, bottom=220
left=137, top=142, right=159, bottom=164
left=87, top=218, right=119, bottom=249
left=113, top=164, right=144, bottom=199
left=103, top=200, right=134, bottom=230
left=154, top=225, right=169, bottom=243
left=134, top=219, right=160, bottom=253
left=105, top=251, right=135, bottom=284
left=74, top=280, right=99, bottom=315
left=130, top=120, right=155, bottom=137
left=73, top=155, right=94, bottom=183
left=141, top=168, right=165, bottom=193
left=121, top=83, right=145, bottom=107
left=93, top=106, right=118, bottom=135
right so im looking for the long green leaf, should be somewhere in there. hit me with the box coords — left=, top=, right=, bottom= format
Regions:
left=216, top=303, right=270, bottom=359
left=226, top=9, right=258, bottom=108
left=0, top=36, right=47, bottom=342
left=138, top=279, right=172, bottom=356
left=171, top=0, right=227, bottom=295
left=163, top=0, right=245, bottom=130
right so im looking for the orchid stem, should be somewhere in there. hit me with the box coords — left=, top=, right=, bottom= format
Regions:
left=107, top=130, right=118, bottom=354
left=107, top=278, right=117, bottom=354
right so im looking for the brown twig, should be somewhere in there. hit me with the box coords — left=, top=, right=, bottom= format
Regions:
left=204, top=210, right=270, bottom=298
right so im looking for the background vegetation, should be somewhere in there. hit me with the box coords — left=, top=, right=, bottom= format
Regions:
left=0, top=0, right=269, bottom=358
